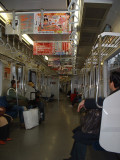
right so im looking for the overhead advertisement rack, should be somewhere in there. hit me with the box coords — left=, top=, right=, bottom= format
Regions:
left=33, top=41, right=72, bottom=55
left=5, top=11, right=71, bottom=35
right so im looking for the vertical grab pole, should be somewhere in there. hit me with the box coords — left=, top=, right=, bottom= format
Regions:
left=89, top=55, right=93, bottom=98
left=14, top=64, right=18, bottom=106
left=96, top=36, right=102, bottom=108
left=83, top=68, right=86, bottom=99
left=84, top=62, right=88, bottom=98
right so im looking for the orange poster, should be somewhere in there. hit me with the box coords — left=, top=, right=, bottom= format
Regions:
left=34, top=12, right=71, bottom=34
left=4, top=67, right=10, bottom=80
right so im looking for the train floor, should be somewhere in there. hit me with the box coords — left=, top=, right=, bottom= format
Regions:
left=0, top=93, right=119, bottom=160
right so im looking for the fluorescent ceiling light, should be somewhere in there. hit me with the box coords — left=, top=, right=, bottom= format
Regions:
left=75, top=34, right=78, bottom=39
left=22, top=34, right=34, bottom=45
left=0, top=6, right=8, bottom=22
left=45, top=56, right=48, bottom=61
left=74, top=40, right=77, bottom=44
left=0, top=6, right=34, bottom=49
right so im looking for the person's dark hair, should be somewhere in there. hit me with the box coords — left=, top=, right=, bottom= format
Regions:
left=28, top=80, right=33, bottom=83
left=11, top=80, right=16, bottom=86
left=66, top=13, right=70, bottom=16
left=110, top=71, right=120, bottom=88
left=44, top=18, right=48, bottom=22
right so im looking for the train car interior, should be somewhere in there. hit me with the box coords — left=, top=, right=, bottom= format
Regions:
left=0, top=0, right=120, bottom=160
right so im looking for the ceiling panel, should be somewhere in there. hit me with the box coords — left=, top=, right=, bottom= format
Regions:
left=85, top=7, right=107, bottom=19
left=77, top=2, right=112, bottom=69
left=0, top=0, right=67, bottom=10
left=83, top=19, right=101, bottom=28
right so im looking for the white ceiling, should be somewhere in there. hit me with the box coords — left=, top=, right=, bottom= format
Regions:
left=0, top=0, right=67, bottom=10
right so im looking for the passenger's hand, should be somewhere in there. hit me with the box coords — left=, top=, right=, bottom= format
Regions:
left=77, top=100, right=85, bottom=112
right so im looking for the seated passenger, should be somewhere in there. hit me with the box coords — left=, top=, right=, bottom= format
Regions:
left=70, top=88, right=77, bottom=103
left=6, top=80, right=28, bottom=128
left=25, top=81, right=45, bottom=122
left=67, top=90, right=71, bottom=97
left=63, top=71, right=120, bottom=160
left=72, top=93, right=82, bottom=106
left=25, top=81, right=36, bottom=101
left=0, top=107, right=12, bottom=145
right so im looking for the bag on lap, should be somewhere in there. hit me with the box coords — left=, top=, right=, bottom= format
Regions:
left=80, top=109, right=102, bottom=134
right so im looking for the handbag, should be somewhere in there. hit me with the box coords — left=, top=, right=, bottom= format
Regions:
left=23, top=108, right=39, bottom=129
left=80, top=109, right=102, bottom=134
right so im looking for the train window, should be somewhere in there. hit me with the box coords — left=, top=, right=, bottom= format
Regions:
left=105, top=52, right=120, bottom=96
left=108, top=52, right=120, bottom=71
left=11, top=65, right=16, bottom=80
left=29, top=70, right=36, bottom=85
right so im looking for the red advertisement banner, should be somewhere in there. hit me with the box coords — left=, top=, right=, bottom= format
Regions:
left=34, top=42, right=54, bottom=55
left=33, top=42, right=72, bottom=55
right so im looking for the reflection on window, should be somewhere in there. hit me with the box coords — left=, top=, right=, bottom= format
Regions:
left=108, top=52, right=120, bottom=70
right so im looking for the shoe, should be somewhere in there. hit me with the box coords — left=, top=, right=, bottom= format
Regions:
left=6, top=138, right=12, bottom=141
left=0, top=140, right=6, bottom=145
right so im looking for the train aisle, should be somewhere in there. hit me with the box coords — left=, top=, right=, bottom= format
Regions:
left=0, top=93, right=79, bottom=160
left=0, top=93, right=119, bottom=160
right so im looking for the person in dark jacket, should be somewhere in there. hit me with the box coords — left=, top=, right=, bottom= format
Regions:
left=0, top=107, right=12, bottom=145
left=63, top=71, right=120, bottom=160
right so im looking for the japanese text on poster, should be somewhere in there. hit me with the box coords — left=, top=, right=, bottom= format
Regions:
left=33, top=42, right=72, bottom=55
left=34, top=12, right=71, bottom=34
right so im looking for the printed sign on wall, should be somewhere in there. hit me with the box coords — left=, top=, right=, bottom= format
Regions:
left=4, top=67, right=10, bottom=80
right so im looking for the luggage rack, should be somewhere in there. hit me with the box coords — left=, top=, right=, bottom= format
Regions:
left=89, top=32, right=120, bottom=65
left=0, top=52, right=25, bottom=65
left=83, top=32, right=120, bottom=108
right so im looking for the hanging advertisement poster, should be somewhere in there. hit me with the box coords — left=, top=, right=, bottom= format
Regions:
left=34, top=12, right=71, bottom=34
left=58, top=67, right=73, bottom=75
left=60, top=58, right=73, bottom=66
left=18, top=13, right=34, bottom=34
left=48, top=58, right=60, bottom=67
left=33, top=42, right=72, bottom=55
left=55, top=42, right=71, bottom=55
left=33, top=42, right=55, bottom=55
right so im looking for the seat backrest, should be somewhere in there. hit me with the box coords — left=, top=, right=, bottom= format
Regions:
left=0, top=96, right=8, bottom=108
left=99, top=90, right=120, bottom=153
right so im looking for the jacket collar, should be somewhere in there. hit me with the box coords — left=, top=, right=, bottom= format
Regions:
left=110, top=88, right=120, bottom=95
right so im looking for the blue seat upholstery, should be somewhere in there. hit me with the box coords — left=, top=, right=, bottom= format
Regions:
left=0, top=96, right=17, bottom=118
